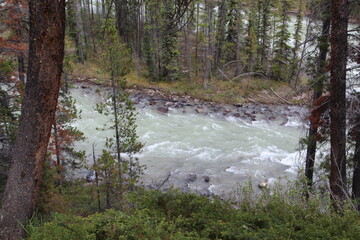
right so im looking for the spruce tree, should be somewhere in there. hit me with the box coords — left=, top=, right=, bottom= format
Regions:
left=96, top=24, right=144, bottom=204
left=271, top=0, right=292, bottom=81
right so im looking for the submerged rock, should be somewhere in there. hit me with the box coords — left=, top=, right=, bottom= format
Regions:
left=85, top=170, right=95, bottom=182
left=185, top=173, right=197, bottom=183
left=157, top=106, right=169, bottom=113
left=203, top=175, right=210, bottom=183
left=258, top=179, right=269, bottom=189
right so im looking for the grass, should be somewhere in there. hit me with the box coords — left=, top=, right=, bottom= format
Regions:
left=70, top=57, right=307, bottom=105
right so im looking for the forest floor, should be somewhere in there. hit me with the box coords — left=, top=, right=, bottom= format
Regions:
left=70, top=58, right=312, bottom=107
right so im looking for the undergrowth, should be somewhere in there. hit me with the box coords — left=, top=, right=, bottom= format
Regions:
left=26, top=181, right=360, bottom=240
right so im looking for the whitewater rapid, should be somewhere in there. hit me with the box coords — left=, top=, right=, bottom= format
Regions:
left=71, top=83, right=306, bottom=196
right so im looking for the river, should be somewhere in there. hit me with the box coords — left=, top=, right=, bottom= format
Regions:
left=70, top=83, right=307, bottom=196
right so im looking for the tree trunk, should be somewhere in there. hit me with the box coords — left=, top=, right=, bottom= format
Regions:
left=101, top=0, right=106, bottom=17
left=53, top=122, right=63, bottom=186
left=214, top=0, right=226, bottom=68
left=329, top=0, right=349, bottom=209
left=202, top=0, right=213, bottom=88
left=304, top=91, right=322, bottom=187
left=0, top=1, right=65, bottom=239
left=195, top=2, right=199, bottom=77
left=305, top=3, right=330, bottom=189
left=353, top=128, right=360, bottom=209
left=184, top=24, right=192, bottom=82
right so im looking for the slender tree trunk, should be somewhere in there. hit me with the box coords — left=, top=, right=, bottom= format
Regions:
left=184, top=24, right=192, bottom=82
left=195, top=2, right=199, bottom=77
left=353, top=128, right=360, bottom=209
left=92, top=144, right=101, bottom=211
left=80, top=0, right=89, bottom=49
left=110, top=57, right=123, bottom=195
left=305, top=91, right=322, bottom=187
left=0, top=1, right=65, bottom=239
left=102, top=0, right=105, bottom=17
left=17, top=55, right=25, bottom=84
left=329, top=0, right=349, bottom=208
left=202, top=0, right=213, bottom=88
left=214, top=0, right=226, bottom=68
left=87, top=0, right=97, bottom=53
left=53, top=122, right=62, bottom=186
left=104, top=169, right=111, bottom=208
left=305, top=3, right=331, bottom=189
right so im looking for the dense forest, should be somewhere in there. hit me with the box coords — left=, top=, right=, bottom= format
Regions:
left=0, top=0, right=360, bottom=239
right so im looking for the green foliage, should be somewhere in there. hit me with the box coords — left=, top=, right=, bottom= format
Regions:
left=36, top=160, right=62, bottom=214
left=0, top=59, right=16, bottom=79
left=271, top=0, right=293, bottom=81
left=161, top=0, right=180, bottom=82
left=143, top=0, right=181, bottom=82
left=94, top=24, right=144, bottom=208
left=0, top=59, right=20, bottom=141
left=244, top=5, right=258, bottom=72
left=27, top=186, right=360, bottom=240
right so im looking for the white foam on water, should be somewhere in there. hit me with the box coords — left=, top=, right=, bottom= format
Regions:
left=70, top=85, right=306, bottom=194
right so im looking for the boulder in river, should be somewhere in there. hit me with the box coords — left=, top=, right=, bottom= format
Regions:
left=185, top=173, right=197, bottom=183
left=203, top=175, right=210, bottom=183
left=233, top=103, right=243, bottom=107
left=157, top=106, right=169, bottom=113
left=165, top=101, right=173, bottom=107
left=196, top=108, right=205, bottom=114
left=85, top=170, right=95, bottom=182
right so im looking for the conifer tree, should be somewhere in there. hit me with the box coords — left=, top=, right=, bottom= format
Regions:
left=214, top=0, right=227, bottom=68
left=161, top=0, right=180, bottom=81
left=244, top=3, right=259, bottom=73
left=96, top=24, right=144, bottom=205
left=222, top=0, right=244, bottom=76
left=271, top=0, right=292, bottom=81
left=290, top=0, right=304, bottom=85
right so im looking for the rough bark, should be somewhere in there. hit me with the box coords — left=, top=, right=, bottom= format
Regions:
left=0, top=0, right=65, bottom=239
left=329, top=0, right=349, bottom=208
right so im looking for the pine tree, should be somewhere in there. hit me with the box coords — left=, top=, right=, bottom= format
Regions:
left=161, top=0, right=180, bottom=81
left=258, top=0, right=273, bottom=76
left=95, top=24, right=144, bottom=205
left=223, top=0, right=244, bottom=76
left=244, top=3, right=258, bottom=73
left=271, top=0, right=292, bottom=81
left=290, top=0, right=304, bottom=85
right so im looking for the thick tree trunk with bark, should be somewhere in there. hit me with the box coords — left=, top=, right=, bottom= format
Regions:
left=0, top=1, right=65, bottom=239
left=329, top=0, right=348, bottom=208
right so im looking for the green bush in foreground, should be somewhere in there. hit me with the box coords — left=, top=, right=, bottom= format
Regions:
left=27, top=188, right=360, bottom=240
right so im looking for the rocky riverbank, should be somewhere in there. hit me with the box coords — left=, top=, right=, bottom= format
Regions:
left=77, top=79, right=308, bottom=128
left=128, top=86, right=308, bottom=127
